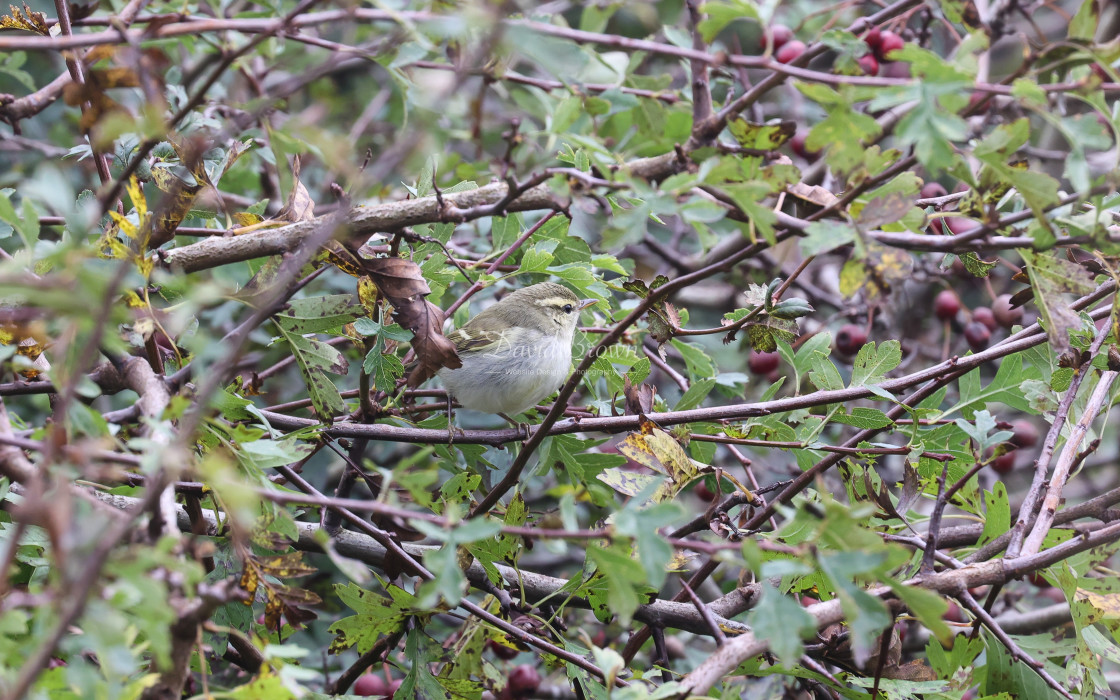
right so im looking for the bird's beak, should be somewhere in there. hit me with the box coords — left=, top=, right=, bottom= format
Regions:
left=578, top=298, right=598, bottom=310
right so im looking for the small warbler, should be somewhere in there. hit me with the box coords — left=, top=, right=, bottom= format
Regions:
left=438, top=282, right=596, bottom=418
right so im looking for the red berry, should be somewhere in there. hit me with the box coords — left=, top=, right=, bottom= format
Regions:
left=695, top=481, right=716, bottom=502
left=1010, top=419, right=1039, bottom=448
left=857, top=53, right=879, bottom=76
left=934, top=290, right=961, bottom=320
left=761, top=24, right=794, bottom=50
left=920, top=182, right=948, bottom=199
left=775, top=40, right=807, bottom=64
left=488, top=639, right=520, bottom=660
left=863, top=27, right=882, bottom=51
left=992, top=294, right=1023, bottom=328
left=749, top=350, right=780, bottom=375
left=964, top=321, right=991, bottom=351
left=972, top=306, right=997, bottom=331
left=945, top=216, right=976, bottom=235
left=944, top=601, right=965, bottom=623
left=992, top=451, right=1016, bottom=474
left=967, top=90, right=988, bottom=112
left=507, top=665, right=542, bottom=697
left=835, top=324, right=868, bottom=356
left=1028, top=571, right=1053, bottom=588
left=353, top=674, right=389, bottom=697
left=790, top=131, right=819, bottom=160
left=877, top=31, right=904, bottom=58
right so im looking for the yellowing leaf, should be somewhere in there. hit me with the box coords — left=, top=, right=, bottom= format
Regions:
left=1076, top=589, right=1120, bottom=619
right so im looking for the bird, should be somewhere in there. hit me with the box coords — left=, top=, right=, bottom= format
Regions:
left=438, top=282, right=596, bottom=426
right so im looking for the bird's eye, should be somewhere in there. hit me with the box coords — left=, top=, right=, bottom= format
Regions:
left=563, top=304, right=574, bottom=313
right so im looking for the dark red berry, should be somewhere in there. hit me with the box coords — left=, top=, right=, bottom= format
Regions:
left=944, top=601, right=965, bottom=623
left=992, top=451, right=1016, bottom=474
left=1091, top=63, right=1109, bottom=81
left=488, top=639, right=520, bottom=660
left=694, top=481, right=716, bottom=502
left=857, top=53, right=879, bottom=76
left=863, top=27, right=882, bottom=51
left=920, top=182, right=948, bottom=199
left=761, top=24, right=794, bottom=50
left=507, top=665, right=542, bottom=697
left=835, top=324, right=868, bottom=356
left=967, top=90, right=988, bottom=112
left=877, top=31, right=904, bottom=58
left=790, top=131, right=819, bottom=160
left=353, top=674, right=389, bottom=697
left=776, top=40, right=807, bottom=64
left=992, top=294, right=1023, bottom=328
left=934, top=290, right=961, bottom=320
left=749, top=350, right=780, bottom=375
left=964, top=321, right=991, bottom=351
left=972, top=307, right=997, bottom=331
left=1028, top=571, right=1053, bottom=588
left=1010, top=419, right=1039, bottom=448
left=945, top=216, right=976, bottom=235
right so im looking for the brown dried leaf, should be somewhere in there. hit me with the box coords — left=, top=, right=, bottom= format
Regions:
left=402, top=297, right=461, bottom=386
left=276, top=156, right=315, bottom=222
left=365, top=256, right=432, bottom=299
left=786, top=182, right=840, bottom=208
left=623, top=376, right=654, bottom=415
left=0, top=3, right=48, bottom=34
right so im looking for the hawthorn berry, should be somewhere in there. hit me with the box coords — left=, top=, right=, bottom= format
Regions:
left=934, top=290, right=961, bottom=320
left=507, top=665, right=542, bottom=697
left=964, top=321, right=990, bottom=351
left=749, top=350, right=780, bottom=375
left=353, top=674, right=389, bottom=697
left=1010, top=419, right=1039, bottom=448
left=992, top=451, right=1016, bottom=475
left=992, top=294, right=1023, bottom=328
left=877, top=31, right=904, bottom=57
left=920, top=182, right=948, bottom=199
left=776, top=40, right=807, bottom=64
left=972, top=306, right=997, bottom=331
left=835, top=324, right=868, bottom=356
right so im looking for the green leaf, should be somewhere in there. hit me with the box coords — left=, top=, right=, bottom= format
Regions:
left=363, top=337, right=406, bottom=393
left=832, top=407, right=893, bottom=430
left=808, top=353, right=845, bottom=392
left=675, top=377, right=715, bottom=410
left=799, top=220, right=856, bottom=258
left=982, top=630, right=1066, bottom=699
left=747, top=585, right=817, bottom=668
left=1020, top=249, right=1097, bottom=354
left=1069, top=0, right=1098, bottom=40
left=850, top=340, right=901, bottom=387
left=979, top=480, right=1011, bottom=547
left=587, top=543, right=652, bottom=626
left=273, top=294, right=364, bottom=334
left=275, top=324, right=349, bottom=420
left=697, top=0, right=759, bottom=43
left=329, top=582, right=416, bottom=654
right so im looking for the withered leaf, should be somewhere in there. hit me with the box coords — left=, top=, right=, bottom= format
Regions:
left=402, top=297, right=461, bottom=386
left=0, top=3, right=48, bottom=34
left=276, top=156, right=315, bottom=223
left=623, top=375, right=654, bottom=415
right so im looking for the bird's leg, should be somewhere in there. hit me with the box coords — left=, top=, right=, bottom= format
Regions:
left=445, top=394, right=465, bottom=444
left=498, top=412, right=531, bottom=440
